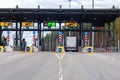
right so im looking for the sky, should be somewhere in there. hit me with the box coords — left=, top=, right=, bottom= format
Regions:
left=0, top=0, right=120, bottom=9
left=1, top=0, right=120, bottom=46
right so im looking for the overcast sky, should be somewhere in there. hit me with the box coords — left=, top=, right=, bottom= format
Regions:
left=0, top=0, right=120, bottom=9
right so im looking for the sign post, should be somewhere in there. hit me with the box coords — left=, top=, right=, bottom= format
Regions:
left=84, top=32, right=88, bottom=47
left=56, top=31, right=65, bottom=80
left=7, top=31, right=10, bottom=44
left=118, top=39, right=119, bottom=52
left=58, top=31, right=63, bottom=46
left=33, top=31, right=36, bottom=42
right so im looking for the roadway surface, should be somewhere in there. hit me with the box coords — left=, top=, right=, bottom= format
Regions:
left=0, top=52, right=120, bottom=80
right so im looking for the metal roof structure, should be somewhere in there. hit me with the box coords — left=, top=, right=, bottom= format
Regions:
left=0, top=8, right=120, bottom=24
left=0, top=7, right=120, bottom=51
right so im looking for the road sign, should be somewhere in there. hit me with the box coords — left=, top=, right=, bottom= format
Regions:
left=84, top=35, right=88, bottom=43
left=7, top=31, right=10, bottom=34
left=86, top=47, right=93, bottom=54
left=33, top=35, right=36, bottom=42
left=58, top=31, right=62, bottom=35
left=33, top=31, right=36, bottom=34
left=56, top=46, right=65, bottom=54
left=84, top=37, right=88, bottom=40
left=25, top=46, right=33, bottom=53
left=84, top=32, right=88, bottom=35
left=47, top=21, right=56, bottom=27
left=7, top=35, right=10, bottom=42
left=58, top=35, right=62, bottom=42
left=85, top=39, right=88, bottom=42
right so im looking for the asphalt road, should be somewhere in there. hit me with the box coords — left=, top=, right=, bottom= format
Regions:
left=0, top=52, right=120, bottom=80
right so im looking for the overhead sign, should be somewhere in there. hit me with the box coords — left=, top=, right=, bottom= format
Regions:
left=47, top=21, right=56, bottom=27
left=22, top=22, right=34, bottom=27
left=0, top=22, right=13, bottom=26
left=65, top=22, right=78, bottom=27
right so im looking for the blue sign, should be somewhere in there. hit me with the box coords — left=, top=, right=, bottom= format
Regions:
left=58, top=48, right=62, bottom=53
left=7, top=31, right=10, bottom=34
left=26, top=47, right=30, bottom=51
left=84, top=32, right=88, bottom=35
left=33, top=31, right=36, bottom=34
left=88, top=48, right=92, bottom=52
left=58, top=31, right=62, bottom=35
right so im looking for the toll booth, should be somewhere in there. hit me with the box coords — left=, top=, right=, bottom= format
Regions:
left=0, top=6, right=119, bottom=52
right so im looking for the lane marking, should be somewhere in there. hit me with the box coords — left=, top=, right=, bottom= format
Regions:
left=55, top=53, right=65, bottom=80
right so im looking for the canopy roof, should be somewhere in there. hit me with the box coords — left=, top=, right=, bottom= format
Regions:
left=0, top=8, right=120, bottom=26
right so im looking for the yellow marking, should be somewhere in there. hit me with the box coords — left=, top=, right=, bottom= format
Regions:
left=0, top=46, right=4, bottom=53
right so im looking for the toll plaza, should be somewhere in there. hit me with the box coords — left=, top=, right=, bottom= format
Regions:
left=0, top=5, right=120, bottom=52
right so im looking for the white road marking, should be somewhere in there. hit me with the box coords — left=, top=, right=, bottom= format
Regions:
left=55, top=53, right=65, bottom=80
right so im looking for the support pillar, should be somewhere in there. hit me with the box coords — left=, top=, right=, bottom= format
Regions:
left=108, top=23, right=111, bottom=47
left=113, top=21, right=115, bottom=47
left=15, top=21, right=18, bottom=51
left=38, top=21, right=41, bottom=51
left=20, top=22, right=22, bottom=51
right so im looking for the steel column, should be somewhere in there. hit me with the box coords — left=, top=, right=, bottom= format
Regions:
left=15, top=21, right=18, bottom=51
